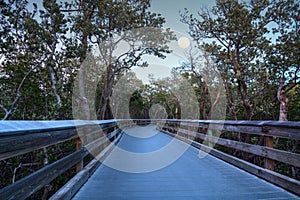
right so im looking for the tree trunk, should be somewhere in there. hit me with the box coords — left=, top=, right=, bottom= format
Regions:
left=48, top=9, right=62, bottom=109
left=41, top=147, right=52, bottom=200
left=208, top=87, right=222, bottom=120
left=277, top=76, right=288, bottom=121
left=99, top=76, right=110, bottom=120
left=99, top=83, right=113, bottom=120
left=174, top=98, right=179, bottom=119
left=278, top=94, right=288, bottom=121
left=75, top=1, right=95, bottom=120
left=48, top=65, right=62, bottom=108
left=78, top=62, right=90, bottom=120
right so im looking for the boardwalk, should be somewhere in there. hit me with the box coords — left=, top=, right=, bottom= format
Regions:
left=72, top=125, right=299, bottom=200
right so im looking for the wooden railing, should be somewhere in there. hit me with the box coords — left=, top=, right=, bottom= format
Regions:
left=0, top=119, right=299, bottom=198
left=0, top=120, right=126, bottom=200
left=158, top=119, right=300, bottom=196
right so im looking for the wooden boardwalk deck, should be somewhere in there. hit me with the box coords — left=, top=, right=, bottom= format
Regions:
left=72, top=125, right=299, bottom=200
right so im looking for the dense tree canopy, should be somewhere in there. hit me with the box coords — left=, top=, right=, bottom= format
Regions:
left=0, top=0, right=299, bottom=121
left=0, top=0, right=173, bottom=120
left=180, top=0, right=299, bottom=120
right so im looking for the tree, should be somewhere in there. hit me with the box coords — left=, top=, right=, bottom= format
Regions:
left=0, top=0, right=74, bottom=120
left=129, top=88, right=149, bottom=119
left=177, top=46, right=226, bottom=120
left=181, top=0, right=300, bottom=121
left=146, top=80, right=178, bottom=119
left=0, top=0, right=173, bottom=120
left=67, top=0, right=174, bottom=119
left=267, top=0, right=300, bottom=121
left=181, top=0, right=273, bottom=120
left=39, top=0, right=69, bottom=108
left=287, top=84, right=300, bottom=121
left=0, top=0, right=47, bottom=119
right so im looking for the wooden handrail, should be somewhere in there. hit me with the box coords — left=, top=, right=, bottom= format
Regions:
left=160, top=119, right=300, bottom=139
left=160, top=120, right=300, bottom=168
left=0, top=119, right=299, bottom=199
left=163, top=126, right=300, bottom=168
left=49, top=132, right=123, bottom=200
left=159, top=119, right=300, bottom=196
left=0, top=120, right=122, bottom=200
left=0, top=120, right=118, bottom=161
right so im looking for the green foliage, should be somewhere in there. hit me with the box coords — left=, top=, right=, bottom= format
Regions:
left=0, top=0, right=173, bottom=120
left=129, top=89, right=149, bottom=119
left=288, top=85, right=300, bottom=121
left=180, top=0, right=299, bottom=120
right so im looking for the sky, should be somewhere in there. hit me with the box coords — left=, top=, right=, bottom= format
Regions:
left=133, top=0, right=216, bottom=84
left=149, top=0, right=215, bottom=33
left=25, top=0, right=217, bottom=84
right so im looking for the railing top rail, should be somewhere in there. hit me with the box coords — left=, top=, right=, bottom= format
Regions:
left=1, top=119, right=299, bottom=135
left=152, top=119, right=300, bottom=128
left=0, top=120, right=119, bottom=135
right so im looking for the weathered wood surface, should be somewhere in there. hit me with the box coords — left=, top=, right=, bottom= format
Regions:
left=0, top=120, right=118, bottom=160
left=0, top=148, right=88, bottom=200
left=265, top=136, right=275, bottom=171
left=0, top=128, right=121, bottom=200
left=162, top=126, right=300, bottom=168
left=0, top=120, right=118, bottom=135
left=0, top=120, right=122, bottom=200
left=162, top=129, right=300, bottom=196
left=164, top=120, right=300, bottom=139
left=49, top=132, right=123, bottom=200
left=0, top=128, right=78, bottom=160
left=0, top=120, right=299, bottom=199
left=72, top=127, right=299, bottom=199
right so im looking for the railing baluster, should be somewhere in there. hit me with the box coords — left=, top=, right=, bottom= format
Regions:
left=264, top=135, right=274, bottom=171
left=76, top=137, right=83, bottom=173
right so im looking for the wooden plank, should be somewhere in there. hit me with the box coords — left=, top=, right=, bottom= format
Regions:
left=0, top=129, right=78, bottom=160
left=190, top=129, right=300, bottom=168
left=263, top=126, right=300, bottom=140
left=76, top=138, right=83, bottom=173
left=85, top=129, right=121, bottom=156
left=162, top=126, right=300, bottom=168
left=0, top=122, right=119, bottom=161
left=265, top=136, right=274, bottom=171
left=0, top=121, right=118, bottom=199
left=0, top=128, right=121, bottom=200
left=0, top=148, right=89, bottom=200
left=202, top=144, right=300, bottom=196
left=76, top=128, right=119, bottom=173
left=161, top=129, right=300, bottom=196
left=164, top=120, right=300, bottom=139
left=49, top=132, right=123, bottom=200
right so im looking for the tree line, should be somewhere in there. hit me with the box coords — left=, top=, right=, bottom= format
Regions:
left=0, top=0, right=173, bottom=120
left=0, top=0, right=299, bottom=121
left=0, top=0, right=299, bottom=198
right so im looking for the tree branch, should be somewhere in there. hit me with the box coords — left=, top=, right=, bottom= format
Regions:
left=1, top=59, right=44, bottom=120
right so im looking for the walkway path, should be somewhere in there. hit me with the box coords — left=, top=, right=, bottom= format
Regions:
left=72, top=125, right=299, bottom=199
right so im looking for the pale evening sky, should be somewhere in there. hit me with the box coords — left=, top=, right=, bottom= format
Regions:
left=134, top=0, right=216, bottom=84
left=149, top=0, right=215, bottom=33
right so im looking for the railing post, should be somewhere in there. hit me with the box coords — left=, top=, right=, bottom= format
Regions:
left=264, top=135, right=274, bottom=171
left=76, top=137, right=83, bottom=173
left=103, top=129, right=108, bottom=148
left=187, top=122, right=195, bottom=140
left=113, top=124, right=117, bottom=140
left=174, top=121, right=178, bottom=135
